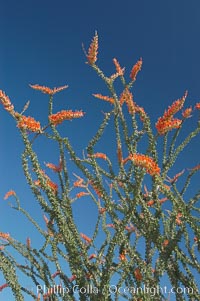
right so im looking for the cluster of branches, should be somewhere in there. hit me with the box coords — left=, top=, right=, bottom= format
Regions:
left=0, top=33, right=200, bottom=301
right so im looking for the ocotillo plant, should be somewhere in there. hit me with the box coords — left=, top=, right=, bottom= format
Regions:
left=0, top=33, right=200, bottom=301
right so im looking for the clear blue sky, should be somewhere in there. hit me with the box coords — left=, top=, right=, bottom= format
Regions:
left=0, top=0, right=200, bottom=299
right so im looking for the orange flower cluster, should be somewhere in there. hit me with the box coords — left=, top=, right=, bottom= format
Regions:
left=45, top=158, right=63, bottom=173
left=49, top=110, right=84, bottom=126
left=195, top=102, right=200, bottom=110
left=156, top=118, right=182, bottom=135
left=106, top=223, right=115, bottom=228
left=136, top=105, right=147, bottom=121
left=123, top=153, right=160, bottom=176
left=30, top=84, right=68, bottom=95
left=164, top=92, right=187, bottom=119
left=176, top=212, right=182, bottom=225
left=80, top=233, right=92, bottom=243
left=113, top=58, right=125, bottom=76
left=162, top=239, right=169, bottom=247
left=34, top=170, right=58, bottom=194
left=73, top=177, right=85, bottom=187
left=0, top=232, right=10, bottom=240
left=89, top=180, right=103, bottom=197
left=4, top=190, right=16, bottom=200
left=88, top=253, right=97, bottom=260
left=88, top=152, right=107, bottom=160
left=166, top=169, right=185, bottom=184
left=146, top=200, right=154, bottom=207
left=156, top=92, right=187, bottom=135
left=0, top=90, right=14, bottom=113
left=76, top=192, right=89, bottom=199
left=159, top=197, right=168, bottom=204
left=17, top=116, right=41, bottom=132
left=119, top=88, right=137, bottom=114
left=130, top=58, right=143, bottom=81
left=134, top=268, right=143, bottom=281
left=147, top=197, right=168, bottom=207
left=87, top=32, right=98, bottom=65
left=182, top=107, right=192, bottom=118
left=93, top=87, right=148, bottom=121
left=37, top=179, right=58, bottom=193
left=93, top=93, right=115, bottom=104
left=119, top=88, right=131, bottom=106
left=133, top=153, right=160, bottom=175
left=99, top=207, right=106, bottom=214
left=119, top=252, right=127, bottom=261
left=47, top=179, right=58, bottom=193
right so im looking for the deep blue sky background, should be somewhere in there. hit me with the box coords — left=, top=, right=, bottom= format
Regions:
left=0, top=0, right=200, bottom=299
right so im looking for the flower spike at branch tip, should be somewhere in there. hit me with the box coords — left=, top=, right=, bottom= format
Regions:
left=112, top=58, right=125, bottom=77
left=49, top=110, right=85, bottom=126
left=123, top=153, right=160, bottom=176
left=4, top=190, right=16, bottom=200
left=156, top=91, right=188, bottom=135
left=130, top=57, right=143, bottom=81
left=195, top=102, right=200, bottom=109
left=17, top=115, right=42, bottom=133
left=93, top=93, right=115, bottom=104
left=0, top=90, right=15, bottom=114
left=166, top=169, right=185, bottom=184
left=86, top=31, right=98, bottom=65
left=29, top=84, right=68, bottom=95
